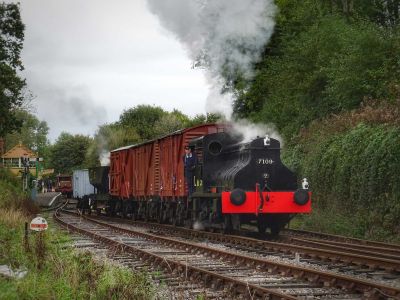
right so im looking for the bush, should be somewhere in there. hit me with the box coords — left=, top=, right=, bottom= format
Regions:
left=284, top=122, right=400, bottom=241
left=0, top=210, right=155, bottom=299
left=0, top=168, right=38, bottom=214
left=235, top=6, right=400, bottom=139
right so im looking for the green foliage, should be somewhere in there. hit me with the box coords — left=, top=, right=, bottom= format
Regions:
left=85, top=105, right=221, bottom=167
left=85, top=124, right=140, bottom=168
left=153, top=113, right=185, bottom=138
left=5, top=110, right=50, bottom=158
left=233, top=1, right=400, bottom=139
left=49, top=132, right=92, bottom=174
left=261, top=17, right=397, bottom=138
left=119, top=105, right=166, bottom=140
left=186, top=113, right=222, bottom=127
left=0, top=172, right=155, bottom=299
left=351, top=0, right=400, bottom=27
left=0, top=168, right=25, bottom=210
left=0, top=220, right=155, bottom=299
left=284, top=123, right=400, bottom=241
left=118, top=104, right=221, bottom=142
left=0, top=3, right=26, bottom=137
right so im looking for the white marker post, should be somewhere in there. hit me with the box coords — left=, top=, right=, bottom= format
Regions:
left=30, top=216, right=48, bottom=232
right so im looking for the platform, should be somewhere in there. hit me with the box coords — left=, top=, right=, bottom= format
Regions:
left=35, top=192, right=62, bottom=207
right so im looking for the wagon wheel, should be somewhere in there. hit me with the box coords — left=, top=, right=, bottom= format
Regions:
left=144, top=203, right=150, bottom=222
left=173, top=202, right=183, bottom=226
left=172, top=205, right=180, bottom=226
left=131, top=204, right=138, bottom=221
left=161, top=207, right=169, bottom=224
left=156, top=201, right=163, bottom=223
left=122, top=202, right=129, bottom=219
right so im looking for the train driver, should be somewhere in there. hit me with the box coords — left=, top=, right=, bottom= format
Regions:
left=183, top=145, right=197, bottom=196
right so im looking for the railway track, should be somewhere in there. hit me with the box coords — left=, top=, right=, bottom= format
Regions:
left=68, top=232, right=225, bottom=299
left=55, top=209, right=400, bottom=299
left=281, top=228, right=400, bottom=257
left=72, top=212, right=400, bottom=280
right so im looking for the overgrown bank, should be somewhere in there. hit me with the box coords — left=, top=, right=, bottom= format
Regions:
left=0, top=169, right=155, bottom=299
left=284, top=101, right=400, bottom=242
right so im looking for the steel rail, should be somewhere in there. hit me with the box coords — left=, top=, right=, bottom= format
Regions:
left=287, top=237, right=400, bottom=261
left=63, top=210, right=400, bottom=299
left=289, top=237, right=400, bottom=258
left=79, top=213, right=400, bottom=273
left=283, top=228, right=400, bottom=252
left=54, top=210, right=298, bottom=300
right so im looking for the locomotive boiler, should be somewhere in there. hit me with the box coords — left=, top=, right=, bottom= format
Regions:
left=87, top=123, right=311, bottom=236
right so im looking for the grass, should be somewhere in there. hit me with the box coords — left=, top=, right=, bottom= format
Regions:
left=290, top=202, right=400, bottom=244
left=0, top=168, right=156, bottom=299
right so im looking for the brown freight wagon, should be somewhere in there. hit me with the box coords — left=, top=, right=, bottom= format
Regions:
left=109, top=124, right=225, bottom=217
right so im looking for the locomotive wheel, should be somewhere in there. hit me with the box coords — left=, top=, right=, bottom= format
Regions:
left=184, top=218, right=193, bottom=229
left=257, top=222, right=267, bottom=235
left=257, top=215, right=267, bottom=236
left=222, top=215, right=233, bottom=234
left=270, top=224, right=281, bottom=237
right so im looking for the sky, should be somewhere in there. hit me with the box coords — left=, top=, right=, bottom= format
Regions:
left=13, top=0, right=209, bottom=141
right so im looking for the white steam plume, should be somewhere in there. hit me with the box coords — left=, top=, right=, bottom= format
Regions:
left=99, top=150, right=110, bottom=166
left=147, top=0, right=279, bottom=142
left=95, top=131, right=110, bottom=166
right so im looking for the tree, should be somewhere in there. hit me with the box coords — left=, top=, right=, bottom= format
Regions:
left=231, top=0, right=400, bottom=138
left=0, top=3, right=26, bottom=137
left=187, top=113, right=222, bottom=127
left=119, top=105, right=166, bottom=140
left=5, top=110, right=49, bottom=156
left=153, top=114, right=185, bottom=138
left=49, top=133, right=92, bottom=174
left=85, top=124, right=140, bottom=167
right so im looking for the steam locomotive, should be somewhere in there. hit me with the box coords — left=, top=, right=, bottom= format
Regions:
left=87, top=123, right=311, bottom=235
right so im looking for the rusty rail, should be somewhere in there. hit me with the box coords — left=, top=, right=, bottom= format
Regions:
left=82, top=213, right=400, bottom=273
left=54, top=210, right=298, bottom=300
left=283, top=228, right=400, bottom=253
left=60, top=210, right=400, bottom=299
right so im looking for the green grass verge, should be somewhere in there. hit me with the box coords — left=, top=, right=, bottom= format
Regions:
left=0, top=168, right=156, bottom=299
left=0, top=216, right=156, bottom=299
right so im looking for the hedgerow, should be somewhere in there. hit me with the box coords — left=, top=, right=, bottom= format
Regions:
left=285, top=123, right=400, bottom=241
